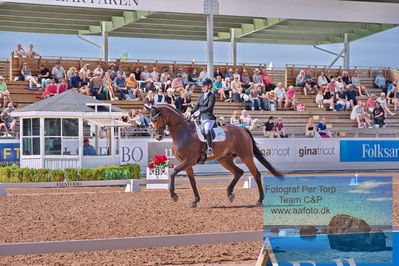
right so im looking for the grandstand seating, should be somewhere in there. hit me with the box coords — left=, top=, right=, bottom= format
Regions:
left=1, top=57, right=398, bottom=138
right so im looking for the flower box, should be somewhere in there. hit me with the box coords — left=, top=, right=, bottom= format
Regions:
left=146, top=167, right=169, bottom=190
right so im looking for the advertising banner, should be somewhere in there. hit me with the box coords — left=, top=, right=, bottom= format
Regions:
left=341, top=140, right=399, bottom=162
left=0, top=142, right=20, bottom=166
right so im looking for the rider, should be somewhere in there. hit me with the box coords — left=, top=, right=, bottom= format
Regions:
left=191, top=78, right=216, bottom=157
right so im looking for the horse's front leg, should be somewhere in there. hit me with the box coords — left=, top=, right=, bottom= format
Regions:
left=169, top=159, right=194, bottom=202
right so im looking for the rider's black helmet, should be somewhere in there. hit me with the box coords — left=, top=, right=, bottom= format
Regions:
left=202, top=78, right=213, bottom=87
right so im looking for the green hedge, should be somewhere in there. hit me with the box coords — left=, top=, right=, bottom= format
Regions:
left=0, top=164, right=141, bottom=183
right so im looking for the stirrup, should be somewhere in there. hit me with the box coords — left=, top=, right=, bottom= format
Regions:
left=206, top=148, right=214, bottom=157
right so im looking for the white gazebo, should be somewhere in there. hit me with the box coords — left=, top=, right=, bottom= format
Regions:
left=12, top=90, right=129, bottom=169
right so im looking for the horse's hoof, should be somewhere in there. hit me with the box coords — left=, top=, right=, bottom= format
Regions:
left=172, top=193, right=179, bottom=202
left=189, top=202, right=197, bottom=208
left=228, top=193, right=235, bottom=203
left=256, top=201, right=263, bottom=207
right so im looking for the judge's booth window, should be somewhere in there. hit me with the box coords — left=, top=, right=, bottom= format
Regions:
left=44, top=118, right=79, bottom=155
left=83, top=120, right=113, bottom=156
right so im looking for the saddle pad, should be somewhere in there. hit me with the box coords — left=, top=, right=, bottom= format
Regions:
left=195, top=123, right=226, bottom=142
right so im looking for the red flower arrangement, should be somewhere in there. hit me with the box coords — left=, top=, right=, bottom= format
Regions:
left=147, top=155, right=174, bottom=169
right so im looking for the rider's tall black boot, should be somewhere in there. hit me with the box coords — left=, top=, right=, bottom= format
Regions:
left=205, top=132, right=214, bottom=157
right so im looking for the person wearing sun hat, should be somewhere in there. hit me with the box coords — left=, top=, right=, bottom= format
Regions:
left=0, top=76, right=12, bottom=108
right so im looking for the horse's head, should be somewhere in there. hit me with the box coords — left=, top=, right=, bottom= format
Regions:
left=145, top=105, right=165, bottom=141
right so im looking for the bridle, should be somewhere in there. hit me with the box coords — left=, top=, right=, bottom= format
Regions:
left=150, top=109, right=166, bottom=135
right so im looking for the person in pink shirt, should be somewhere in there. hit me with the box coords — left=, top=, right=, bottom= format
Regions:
left=366, top=94, right=376, bottom=113
left=284, top=85, right=298, bottom=110
left=57, top=79, right=68, bottom=94
left=41, top=79, right=59, bottom=98
left=171, top=73, right=184, bottom=94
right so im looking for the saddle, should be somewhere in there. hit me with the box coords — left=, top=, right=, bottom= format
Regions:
left=194, top=121, right=226, bottom=142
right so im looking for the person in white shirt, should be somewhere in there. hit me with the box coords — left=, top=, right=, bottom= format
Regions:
left=150, top=66, right=159, bottom=82
left=79, top=64, right=91, bottom=78
left=26, top=44, right=40, bottom=58
left=199, top=67, right=208, bottom=81
left=274, top=82, right=286, bottom=110
left=317, top=71, right=328, bottom=90
left=93, top=64, right=104, bottom=77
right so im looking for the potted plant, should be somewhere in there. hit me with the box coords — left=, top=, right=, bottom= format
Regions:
left=146, top=155, right=174, bottom=189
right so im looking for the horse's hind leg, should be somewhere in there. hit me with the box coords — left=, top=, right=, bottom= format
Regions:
left=217, top=157, right=244, bottom=203
left=186, top=167, right=200, bottom=208
left=242, top=158, right=264, bottom=206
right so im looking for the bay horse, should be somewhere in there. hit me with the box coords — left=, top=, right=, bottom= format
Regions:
left=145, top=104, right=283, bottom=208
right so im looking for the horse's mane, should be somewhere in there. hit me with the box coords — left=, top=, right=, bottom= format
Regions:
left=158, top=104, right=189, bottom=122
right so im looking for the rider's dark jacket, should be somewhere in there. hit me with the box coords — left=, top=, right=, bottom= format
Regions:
left=191, top=91, right=216, bottom=121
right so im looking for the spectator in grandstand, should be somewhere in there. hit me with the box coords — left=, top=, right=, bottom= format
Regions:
left=51, top=62, right=66, bottom=83
left=177, top=67, right=189, bottom=86
left=366, top=94, right=376, bottom=113
left=230, top=111, right=240, bottom=125
left=304, top=69, right=318, bottom=95
left=240, top=69, right=252, bottom=90
left=168, top=65, right=176, bottom=80
left=175, top=91, right=193, bottom=113
left=171, top=74, right=185, bottom=94
left=126, top=110, right=142, bottom=127
left=387, top=85, right=399, bottom=112
left=199, top=67, right=208, bottom=82
left=21, top=63, right=40, bottom=89
left=126, top=74, right=143, bottom=101
left=263, top=90, right=276, bottom=111
left=317, top=71, right=328, bottom=90
left=351, top=70, right=369, bottom=96
left=89, top=73, right=105, bottom=100
left=79, top=72, right=91, bottom=96
left=377, top=92, right=395, bottom=116
left=151, top=66, right=159, bottom=82
left=140, top=65, right=152, bottom=89
left=274, top=118, right=287, bottom=138
left=346, top=85, right=357, bottom=108
left=285, top=86, right=297, bottom=110
left=57, top=79, right=68, bottom=94
left=67, top=67, right=77, bottom=80
left=234, top=68, right=241, bottom=80
left=108, top=64, right=118, bottom=80
left=160, top=69, right=170, bottom=84
left=93, top=64, right=104, bottom=77
left=187, top=68, right=200, bottom=86
left=217, top=116, right=226, bottom=126
left=38, top=64, right=51, bottom=91
left=69, top=71, right=81, bottom=91
left=230, top=74, right=244, bottom=102
left=316, top=118, right=331, bottom=138
left=350, top=101, right=371, bottom=128
left=41, top=79, right=58, bottom=98
left=137, top=110, right=150, bottom=127
left=214, top=67, right=224, bottom=79
left=117, top=66, right=127, bottom=79
left=26, top=44, right=40, bottom=58
left=315, top=88, right=324, bottom=108
left=165, top=89, right=176, bottom=106
left=132, top=66, right=141, bottom=81
left=240, top=110, right=259, bottom=130
left=79, top=64, right=91, bottom=78
left=274, top=82, right=285, bottom=110
left=341, top=71, right=351, bottom=86
left=375, top=71, right=387, bottom=93
left=0, top=76, right=11, bottom=108
left=144, top=90, right=154, bottom=107
left=249, top=86, right=262, bottom=111
left=83, top=138, right=96, bottom=156
left=335, top=86, right=350, bottom=111
left=154, top=89, right=166, bottom=105
left=295, top=70, right=306, bottom=92
left=1, top=102, right=16, bottom=133
left=263, top=116, right=279, bottom=138
left=102, top=72, right=116, bottom=100
left=261, top=69, right=275, bottom=91
left=305, top=117, right=315, bottom=137
left=13, top=43, right=26, bottom=58
left=225, top=68, right=234, bottom=80
left=387, top=80, right=397, bottom=94
left=372, top=102, right=385, bottom=127
left=213, top=75, right=227, bottom=101
left=114, top=73, right=130, bottom=100
left=326, top=70, right=334, bottom=83
left=323, top=85, right=335, bottom=110
left=252, top=68, right=263, bottom=87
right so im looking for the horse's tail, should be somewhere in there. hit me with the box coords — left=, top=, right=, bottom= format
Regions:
left=245, top=129, right=284, bottom=179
